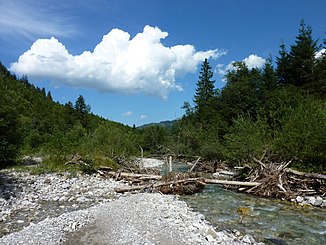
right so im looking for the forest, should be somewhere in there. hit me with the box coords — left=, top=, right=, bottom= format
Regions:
left=0, top=20, right=325, bottom=173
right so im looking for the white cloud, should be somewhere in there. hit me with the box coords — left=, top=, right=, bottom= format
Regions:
left=242, top=54, right=266, bottom=69
left=216, top=54, right=266, bottom=80
left=10, top=25, right=222, bottom=99
left=0, top=0, right=76, bottom=40
left=121, top=111, right=133, bottom=116
left=140, top=115, right=148, bottom=120
left=316, top=49, right=326, bottom=59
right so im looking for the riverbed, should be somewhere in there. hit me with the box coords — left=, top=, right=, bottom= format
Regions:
left=161, top=162, right=326, bottom=244
left=182, top=177, right=325, bottom=245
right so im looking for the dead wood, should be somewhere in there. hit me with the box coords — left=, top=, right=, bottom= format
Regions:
left=285, top=168, right=326, bottom=180
left=189, top=157, right=201, bottom=172
left=204, top=179, right=261, bottom=187
left=101, top=171, right=162, bottom=181
left=114, top=177, right=204, bottom=194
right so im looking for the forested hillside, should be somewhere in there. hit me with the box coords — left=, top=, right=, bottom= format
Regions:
left=0, top=64, right=144, bottom=169
left=1, top=20, right=325, bottom=173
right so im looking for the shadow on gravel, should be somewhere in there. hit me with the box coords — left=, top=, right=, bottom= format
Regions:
left=0, top=172, right=26, bottom=200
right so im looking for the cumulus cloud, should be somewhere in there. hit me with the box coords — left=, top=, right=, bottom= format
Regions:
left=242, top=54, right=266, bottom=69
left=10, top=25, right=222, bottom=99
left=121, top=111, right=133, bottom=116
left=140, top=115, right=148, bottom=120
left=216, top=54, right=266, bottom=80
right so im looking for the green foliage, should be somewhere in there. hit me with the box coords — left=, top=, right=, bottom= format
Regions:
left=224, top=116, right=272, bottom=164
left=273, top=98, right=326, bottom=171
left=0, top=63, right=141, bottom=169
left=0, top=105, right=21, bottom=167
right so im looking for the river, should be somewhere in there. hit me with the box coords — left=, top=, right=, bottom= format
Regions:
left=163, top=163, right=326, bottom=245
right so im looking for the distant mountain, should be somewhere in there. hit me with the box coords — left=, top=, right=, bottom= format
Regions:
left=138, top=120, right=176, bottom=129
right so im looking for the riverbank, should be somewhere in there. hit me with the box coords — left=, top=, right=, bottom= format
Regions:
left=0, top=169, right=262, bottom=244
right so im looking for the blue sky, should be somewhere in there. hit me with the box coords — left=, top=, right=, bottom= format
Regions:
left=1, top=0, right=325, bottom=126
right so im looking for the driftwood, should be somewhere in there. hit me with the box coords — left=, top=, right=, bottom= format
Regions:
left=189, top=157, right=201, bottom=172
left=204, top=179, right=260, bottom=187
left=114, top=178, right=203, bottom=194
left=285, top=168, right=326, bottom=180
left=102, top=171, right=162, bottom=180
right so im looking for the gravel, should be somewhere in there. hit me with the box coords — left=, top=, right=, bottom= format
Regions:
left=0, top=169, right=263, bottom=245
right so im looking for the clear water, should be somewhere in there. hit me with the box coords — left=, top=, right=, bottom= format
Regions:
left=162, top=163, right=326, bottom=245
left=182, top=185, right=326, bottom=245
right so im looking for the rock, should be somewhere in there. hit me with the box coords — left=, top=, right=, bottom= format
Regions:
left=215, top=231, right=225, bottom=243
left=296, top=196, right=304, bottom=203
left=306, top=196, right=316, bottom=205
left=242, top=234, right=255, bottom=243
left=207, top=227, right=217, bottom=238
left=206, top=234, right=215, bottom=242
left=314, top=196, right=323, bottom=206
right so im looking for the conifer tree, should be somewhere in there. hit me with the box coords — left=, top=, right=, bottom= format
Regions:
left=262, top=58, right=278, bottom=92
left=193, top=58, right=216, bottom=113
left=276, top=41, right=291, bottom=85
left=288, top=20, right=319, bottom=87
left=75, top=95, right=91, bottom=129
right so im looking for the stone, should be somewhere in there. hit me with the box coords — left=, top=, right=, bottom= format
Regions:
left=314, top=196, right=323, bottom=206
left=306, top=196, right=316, bottom=205
left=206, top=234, right=215, bottom=242
left=207, top=227, right=217, bottom=238
left=296, top=196, right=304, bottom=203
left=242, top=234, right=255, bottom=243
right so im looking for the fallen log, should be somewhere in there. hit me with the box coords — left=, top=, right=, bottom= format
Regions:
left=102, top=171, right=162, bottom=180
left=285, top=168, right=326, bottom=180
left=204, top=179, right=261, bottom=187
left=114, top=178, right=201, bottom=193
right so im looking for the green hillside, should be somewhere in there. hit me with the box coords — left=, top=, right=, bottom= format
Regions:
left=0, top=63, right=141, bottom=170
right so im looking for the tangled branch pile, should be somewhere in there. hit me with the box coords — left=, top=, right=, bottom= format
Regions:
left=242, top=157, right=326, bottom=198
left=159, top=173, right=205, bottom=195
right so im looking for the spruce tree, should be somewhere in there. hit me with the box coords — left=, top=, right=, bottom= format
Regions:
left=262, top=58, right=278, bottom=92
left=74, top=95, right=91, bottom=129
left=193, top=58, right=216, bottom=113
left=276, top=41, right=291, bottom=85
left=288, top=20, right=319, bottom=87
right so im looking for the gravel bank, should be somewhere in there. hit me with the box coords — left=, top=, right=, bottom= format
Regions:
left=0, top=170, right=127, bottom=236
left=1, top=170, right=262, bottom=244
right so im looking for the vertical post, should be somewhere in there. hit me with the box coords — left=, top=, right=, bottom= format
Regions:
left=140, top=146, right=144, bottom=168
left=168, top=155, right=173, bottom=172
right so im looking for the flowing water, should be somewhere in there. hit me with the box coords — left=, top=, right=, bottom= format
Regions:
left=163, top=163, right=326, bottom=245
left=182, top=185, right=325, bottom=245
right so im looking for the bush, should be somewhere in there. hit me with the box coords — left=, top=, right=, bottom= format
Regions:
left=224, top=115, right=272, bottom=165
left=273, top=98, right=326, bottom=171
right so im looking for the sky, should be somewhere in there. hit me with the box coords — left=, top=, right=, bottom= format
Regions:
left=1, top=0, right=325, bottom=126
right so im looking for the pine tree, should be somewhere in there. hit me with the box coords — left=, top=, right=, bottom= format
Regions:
left=276, top=41, right=291, bottom=85
left=262, top=58, right=278, bottom=92
left=193, top=59, right=216, bottom=113
left=74, top=95, right=91, bottom=129
left=47, top=91, right=53, bottom=101
left=288, top=20, right=319, bottom=87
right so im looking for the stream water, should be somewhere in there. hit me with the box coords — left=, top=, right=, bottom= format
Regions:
left=163, top=163, right=326, bottom=245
